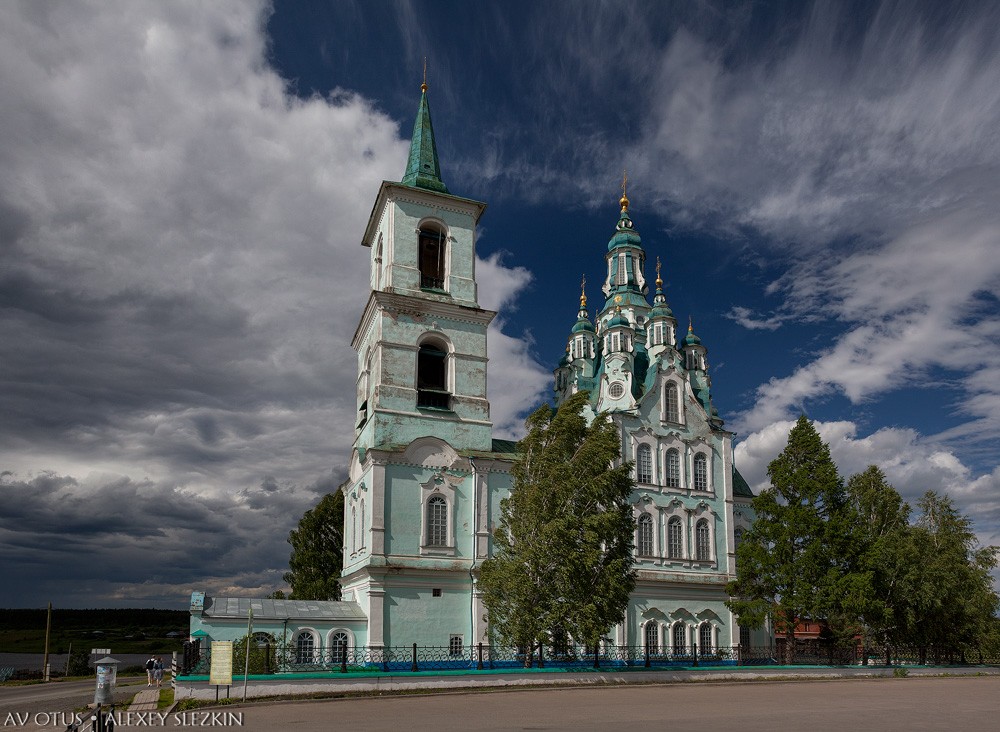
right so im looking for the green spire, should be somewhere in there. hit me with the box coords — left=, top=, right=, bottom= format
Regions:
left=401, top=81, right=449, bottom=194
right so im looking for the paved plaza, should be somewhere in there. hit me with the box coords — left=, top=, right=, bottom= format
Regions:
left=237, top=676, right=1000, bottom=732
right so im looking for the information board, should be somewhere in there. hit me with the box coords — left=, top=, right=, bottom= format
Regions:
left=209, top=641, right=233, bottom=686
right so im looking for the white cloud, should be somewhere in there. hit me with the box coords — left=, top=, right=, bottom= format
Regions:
left=0, top=0, right=548, bottom=605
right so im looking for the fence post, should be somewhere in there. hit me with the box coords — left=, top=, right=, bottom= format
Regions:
left=737, top=644, right=743, bottom=667
left=537, top=644, right=544, bottom=669
left=340, top=648, right=348, bottom=674
left=477, top=642, right=484, bottom=670
left=644, top=644, right=650, bottom=668
left=692, top=642, right=698, bottom=667
left=593, top=645, right=599, bottom=669
left=411, top=643, right=418, bottom=673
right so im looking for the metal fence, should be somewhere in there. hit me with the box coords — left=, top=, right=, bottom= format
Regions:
left=179, top=639, right=1000, bottom=676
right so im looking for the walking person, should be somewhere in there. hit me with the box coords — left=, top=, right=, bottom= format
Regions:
left=153, top=656, right=164, bottom=688
left=145, top=656, right=155, bottom=686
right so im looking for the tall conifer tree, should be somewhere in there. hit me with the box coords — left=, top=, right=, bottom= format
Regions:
left=727, top=415, right=846, bottom=664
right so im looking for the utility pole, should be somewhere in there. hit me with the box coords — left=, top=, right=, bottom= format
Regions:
left=42, top=602, right=52, bottom=682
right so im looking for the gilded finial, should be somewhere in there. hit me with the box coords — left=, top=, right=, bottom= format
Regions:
left=421, top=57, right=428, bottom=93
left=688, top=315, right=694, bottom=333
left=619, top=170, right=630, bottom=212
left=580, top=274, right=587, bottom=309
left=655, top=256, right=662, bottom=287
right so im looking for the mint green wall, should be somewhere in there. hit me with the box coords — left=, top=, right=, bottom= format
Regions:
left=189, top=615, right=368, bottom=649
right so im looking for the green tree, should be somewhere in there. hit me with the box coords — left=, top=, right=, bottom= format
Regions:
left=896, top=491, right=998, bottom=658
left=232, top=634, right=278, bottom=675
left=479, top=391, right=636, bottom=660
left=841, top=465, right=911, bottom=648
left=283, top=490, right=345, bottom=601
left=726, top=415, right=848, bottom=664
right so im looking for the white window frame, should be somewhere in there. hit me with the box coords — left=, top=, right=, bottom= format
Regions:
left=636, top=513, right=655, bottom=557
left=666, top=515, right=684, bottom=559
left=327, top=628, right=354, bottom=665
left=420, top=474, right=457, bottom=556
left=665, top=448, right=681, bottom=489
left=294, top=629, right=319, bottom=664
left=671, top=623, right=687, bottom=654
left=664, top=382, right=682, bottom=424
left=699, top=623, right=714, bottom=654
left=693, top=452, right=708, bottom=492
left=636, top=443, right=653, bottom=484
left=644, top=621, right=659, bottom=654
left=695, top=518, right=711, bottom=561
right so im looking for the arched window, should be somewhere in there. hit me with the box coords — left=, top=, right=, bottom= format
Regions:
left=734, top=526, right=745, bottom=553
left=252, top=632, right=274, bottom=648
left=667, top=516, right=683, bottom=559
left=699, top=623, right=713, bottom=654
left=672, top=623, right=686, bottom=654
left=693, top=453, right=708, bottom=491
left=666, top=449, right=680, bottom=488
left=636, top=444, right=652, bottom=484
left=331, top=631, right=349, bottom=665
left=295, top=632, right=315, bottom=664
left=644, top=622, right=659, bottom=654
left=665, top=383, right=680, bottom=423
left=351, top=506, right=357, bottom=553
left=418, top=225, right=446, bottom=289
left=427, top=495, right=448, bottom=547
left=417, top=341, right=450, bottom=409
left=637, top=514, right=654, bottom=557
left=696, top=518, right=711, bottom=560
left=374, top=234, right=384, bottom=289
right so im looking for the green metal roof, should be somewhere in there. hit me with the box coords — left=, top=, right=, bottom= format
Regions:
left=202, top=596, right=366, bottom=621
left=733, top=467, right=754, bottom=498
left=401, top=90, right=448, bottom=193
left=491, top=439, right=519, bottom=454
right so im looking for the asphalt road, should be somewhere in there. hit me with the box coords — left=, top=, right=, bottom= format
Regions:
left=234, top=676, right=1000, bottom=732
left=0, top=678, right=141, bottom=730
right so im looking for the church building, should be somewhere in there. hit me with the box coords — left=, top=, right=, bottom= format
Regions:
left=336, top=79, right=757, bottom=654
left=189, top=80, right=757, bottom=660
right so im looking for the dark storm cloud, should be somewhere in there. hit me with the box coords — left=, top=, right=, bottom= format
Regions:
left=0, top=0, right=549, bottom=606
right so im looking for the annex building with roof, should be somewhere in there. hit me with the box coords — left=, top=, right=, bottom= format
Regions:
left=189, top=80, right=758, bottom=661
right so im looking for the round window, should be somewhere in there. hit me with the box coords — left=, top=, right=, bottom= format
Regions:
left=609, top=382, right=625, bottom=399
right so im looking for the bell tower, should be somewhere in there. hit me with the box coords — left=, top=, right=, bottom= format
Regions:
left=353, top=79, right=495, bottom=454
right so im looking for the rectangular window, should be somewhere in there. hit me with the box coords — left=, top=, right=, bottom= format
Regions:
left=636, top=445, right=652, bottom=484
left=449, top=635, right=464, bottom=657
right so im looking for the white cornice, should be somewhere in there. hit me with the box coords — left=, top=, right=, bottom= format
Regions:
left=361, top=181, right=488, bottom=248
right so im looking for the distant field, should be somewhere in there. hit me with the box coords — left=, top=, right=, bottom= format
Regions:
left=0, top=608, right=188, bottom=654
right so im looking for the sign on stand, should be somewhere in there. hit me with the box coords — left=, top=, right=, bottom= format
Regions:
left=209, top=640, right=233, bottom=699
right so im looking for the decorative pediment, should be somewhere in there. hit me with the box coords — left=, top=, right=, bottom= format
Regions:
left=403, top=436, right=461, bottom=469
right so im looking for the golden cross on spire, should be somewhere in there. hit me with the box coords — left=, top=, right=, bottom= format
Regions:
left=421, top=57, right=428, bottom=93
left=619, top=169, right=630, bottom=213
left=655, top=256, right=662, bottom=286
left=688, top=315, right=694, bottom=333
left=579, top=274, right=587, bottom=309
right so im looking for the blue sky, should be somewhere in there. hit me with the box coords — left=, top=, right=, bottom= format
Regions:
left=1, top=0, right=999, bottom=608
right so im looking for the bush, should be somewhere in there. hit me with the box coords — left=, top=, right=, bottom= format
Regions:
left=232, top=635, right=278, bottom=675
left=67, top=649, right=91, bottom=677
